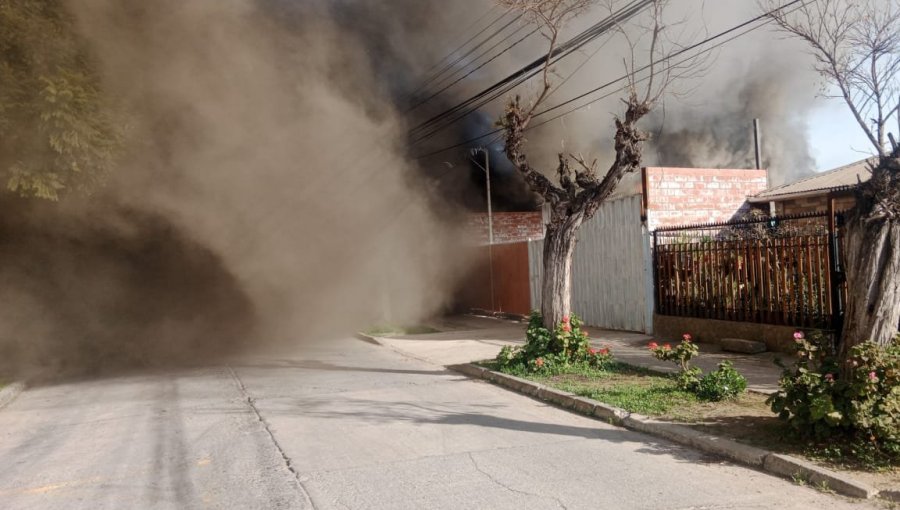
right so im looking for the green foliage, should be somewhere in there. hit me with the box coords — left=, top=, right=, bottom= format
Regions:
left=696, top=361, right=748, bottom=402
left=649, top=333, right=702, bottom=391
left=649, top=333, right=747, bottom=401
left=768, top=331, right=900, bottom=458
left=495, top=311, right=613, bottom=375
left=0, top=0, right=123, bottom=200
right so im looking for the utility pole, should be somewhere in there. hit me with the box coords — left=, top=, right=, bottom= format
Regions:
left=471, top=148, right=495, bottom=311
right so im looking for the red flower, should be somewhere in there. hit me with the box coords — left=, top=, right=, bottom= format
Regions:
left=599, top=348, right=609, bottom=356
left=648, top=342, right=659, bottom=350
left=824, top=373, right=834, bottom=382
left=588, top=348, right=598, bottom=355
left=562, top=316, right=570, bottom=324
left=868, top=371, right=878, bottom=382
left=682, top=333, right=692, bottom=342
left=562, top=324, right=572, bottom=332
left=793, top=331, right=805, bottom=341
left=663, top=343, right=672, bottom=350
left=535, top=358, right=544, bottom=367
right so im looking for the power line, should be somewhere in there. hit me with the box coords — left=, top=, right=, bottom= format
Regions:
left=407, top=13, right=527, bottom=111
left=412, top=0, right=810, bottom=160
left=404, top=6, right=508, bottom=102
left=407, top=0, right=654, bottom=145
left=409, top=23, right=540, bottom=113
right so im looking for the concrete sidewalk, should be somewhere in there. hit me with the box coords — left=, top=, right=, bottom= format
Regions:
left=374, top=315, right=786, bottom=394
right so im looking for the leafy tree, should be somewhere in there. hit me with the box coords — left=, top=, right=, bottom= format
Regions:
left=763, top=0, right=900, bottom=365
left=0, top=0, right=121, bottom=200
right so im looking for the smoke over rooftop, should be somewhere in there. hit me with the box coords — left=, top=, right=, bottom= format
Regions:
left=0, top=0, right=831, bottom=378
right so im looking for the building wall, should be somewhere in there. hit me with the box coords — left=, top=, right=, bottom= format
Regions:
left=773, top=195, right=856, bottom=216
left=455, top=242, right=532, bottom=316
left=644, top=167, right=769, bottom=231
left=467, top=212, right=543, bottom=245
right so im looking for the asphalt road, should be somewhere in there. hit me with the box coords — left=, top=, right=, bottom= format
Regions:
left=0, top=337, right=880, bottom=509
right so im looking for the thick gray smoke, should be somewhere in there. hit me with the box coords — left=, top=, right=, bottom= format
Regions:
left=1, top=0, right=488, bottom=379
left=0, top=0, right=828, bottom=379
left=643, top=3, right=821, bottom=185
left=415, top=0, right=824, bottom=189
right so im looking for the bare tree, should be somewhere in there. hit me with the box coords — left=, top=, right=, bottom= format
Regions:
left=764, top=0, right=900, bottom=362
left=499, top=0, right=678, bottom=329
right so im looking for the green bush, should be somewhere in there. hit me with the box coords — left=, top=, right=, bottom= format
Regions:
left=696, top=361, right=748, bottom=402
left=768, top=331, right=900, bottom=456
left=648, top=334, right=702, bottom=392
left=495, top=312, right=613, bottom=374
left=649, top=333, right=747, bottom=401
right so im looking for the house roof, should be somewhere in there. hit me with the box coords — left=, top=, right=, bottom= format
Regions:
left=749, top=158, right=875, bottom=202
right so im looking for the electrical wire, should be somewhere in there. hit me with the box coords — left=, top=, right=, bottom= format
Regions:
left=412, top=0, right=810, bottom=160
left=404, top=6, right=509, bottom=102
left=407, top=0, right=654, bottom=145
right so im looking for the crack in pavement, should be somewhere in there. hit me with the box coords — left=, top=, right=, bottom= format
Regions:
left=227, top=366, right=318, bottom=510
left=467, top=452, right=569, bottom=510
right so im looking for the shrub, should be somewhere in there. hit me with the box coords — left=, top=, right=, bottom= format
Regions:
left=495, top=312, right=613, bottom=374
left=768, top=331, right=900, bottom=455
left=696, top=361, right=748, bottom=401
left=649, top=333, right=701, bottom=391
left=648, top=333, right=747, bottom=401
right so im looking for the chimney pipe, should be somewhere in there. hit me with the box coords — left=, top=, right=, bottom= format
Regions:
left=753, top=118, right=762, bottom=171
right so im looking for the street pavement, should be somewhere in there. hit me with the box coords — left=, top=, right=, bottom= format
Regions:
left=0, top=332, right=879, bottom=509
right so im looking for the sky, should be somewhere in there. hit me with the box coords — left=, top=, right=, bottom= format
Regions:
left=808, top=98, right=880, bottom=171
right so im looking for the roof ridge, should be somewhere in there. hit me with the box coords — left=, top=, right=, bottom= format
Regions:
left=755, top=157, right=875, bottom=196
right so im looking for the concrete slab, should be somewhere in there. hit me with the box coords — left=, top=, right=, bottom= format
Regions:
left=721, top=338, right=768, bottom=354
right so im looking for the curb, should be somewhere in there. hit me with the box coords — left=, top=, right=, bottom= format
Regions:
left=448, top=363, right=879, bottom=500
left=0, top=381, right=25, bottom=410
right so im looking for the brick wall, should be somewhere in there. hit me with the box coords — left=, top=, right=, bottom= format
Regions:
left=467, top=211, right=543, bottom=245
left=644, top=167, right=769, bottom=231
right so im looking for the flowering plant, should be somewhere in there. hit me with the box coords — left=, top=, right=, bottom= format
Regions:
left=496, top=312, right=613, bottom=374
left=769, top=331, right=900, bottom=454
left=649, top=333, right=701, bottom=390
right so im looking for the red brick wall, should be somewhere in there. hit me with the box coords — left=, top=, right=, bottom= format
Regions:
left=644, top=167, right=769, bottom=231
left=467, top=212, right=543, bottom=245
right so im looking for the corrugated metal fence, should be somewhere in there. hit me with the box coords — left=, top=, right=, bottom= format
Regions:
left=530, top=195, right=652, bottom=332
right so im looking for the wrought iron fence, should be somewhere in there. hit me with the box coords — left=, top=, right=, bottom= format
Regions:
left=653, top=211, right=845, bottom=329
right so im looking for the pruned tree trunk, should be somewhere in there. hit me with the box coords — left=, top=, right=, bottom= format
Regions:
left=839, top=154, right=900, bottom=366
left=496, top=0, right=672, bottom=331
left=540, top=211, right=584, bottom=327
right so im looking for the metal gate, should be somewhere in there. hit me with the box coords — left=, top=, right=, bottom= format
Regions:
left=529, top=195, right=653, bottom=333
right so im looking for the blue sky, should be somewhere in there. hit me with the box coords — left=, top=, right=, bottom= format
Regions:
left=808, top=99, right=879, bottom=172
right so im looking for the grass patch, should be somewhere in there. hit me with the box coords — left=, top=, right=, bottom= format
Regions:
left=363, top=324, right=440, bottom=336
left=482, top=361, right=898, bottom=480
left=500, top=362, right=700, bottom=415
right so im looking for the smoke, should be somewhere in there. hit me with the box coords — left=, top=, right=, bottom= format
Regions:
left=644, top=22, right=821, bottom=185
left=0, top=0, right=483, bottom=379
left=413, top=0, right=824, bottom=191
left=0, top=0, right=831, bottom=378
